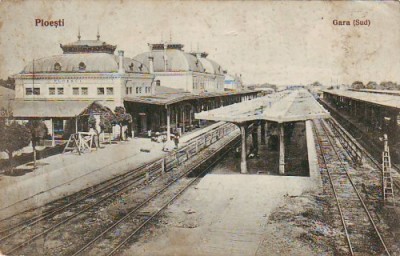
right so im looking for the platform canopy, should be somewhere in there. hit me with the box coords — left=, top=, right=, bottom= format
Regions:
left=195, top=89, right=330, bottom=123
left=323, top=89, right=400, bottom=109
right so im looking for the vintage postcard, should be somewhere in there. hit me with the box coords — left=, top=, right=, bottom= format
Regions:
left=0, top=0, right=399, bottom=255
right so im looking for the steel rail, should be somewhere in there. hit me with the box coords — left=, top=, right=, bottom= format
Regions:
left=107, top=136, right=241, bottom=256
left=315, top=119, right=391, bottom=256
left=0, top=162, right=152, bottom=238
left=71, top=133, right=240, bottom=256
left=0, top=123, right=233, bottom=235
left=3, top=122, right=237, bottom=255
left=2, top=166, right=160, bottom=255
left=313, top=120, right=354, bottom=255
left=328, top=118, right=400, bottom=191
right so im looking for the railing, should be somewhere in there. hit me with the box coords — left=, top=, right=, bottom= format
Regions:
left=141, top=123, right=238, bottom=177
left=328, top=118, right=364, bottom=165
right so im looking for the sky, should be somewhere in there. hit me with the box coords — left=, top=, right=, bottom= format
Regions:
left=0, top=0, right=399, bottom=86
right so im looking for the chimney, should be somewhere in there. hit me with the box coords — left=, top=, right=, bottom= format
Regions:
left=163, top=43, right=168, bottom=71
left=148, top=44, right=154, bottom=74
left=118, top=50, right=125, bottom=74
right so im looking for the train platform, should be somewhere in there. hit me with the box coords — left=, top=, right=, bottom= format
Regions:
left=122, top=119, right=322, bottom=255
left=123, top=174, right=320, bottom=256
left=0, top=122, right=228, bottom=220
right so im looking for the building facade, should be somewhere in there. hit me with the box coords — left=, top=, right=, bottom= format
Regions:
left=12, top=34, right=153, bottom=140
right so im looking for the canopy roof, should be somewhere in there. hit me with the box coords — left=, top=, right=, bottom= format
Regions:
left=195, top=89, right=330, bottom=123
left=124, top=86, right=256, bottom=106
left=12, top=100, right=112, bottom=118
left=323, top=89, right=400, bottom=109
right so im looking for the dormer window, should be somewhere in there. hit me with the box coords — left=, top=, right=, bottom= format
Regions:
left=79, top=62, right=86, bottom=71
left=54, top=62, right=61, bottom=71
left=129, top=63, right=134, bottom=71
left=156, top=80, right=161, bottom=86
left=195, top=60, right=199, bottom=67
left=139, top=64, right=143, bottom=72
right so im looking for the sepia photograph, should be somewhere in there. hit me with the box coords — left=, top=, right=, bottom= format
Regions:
left=0, top=0, right=399, bottom=255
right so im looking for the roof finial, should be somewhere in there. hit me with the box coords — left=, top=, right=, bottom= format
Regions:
left=78, top=26, right=81, bottom=41
left=97, top=26, right=100, bottom=40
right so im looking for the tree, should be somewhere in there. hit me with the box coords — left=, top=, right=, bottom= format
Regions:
left=0, top=77, right=15, bottom=90
left=25, top=120, right=48, bottom=168
left=380, top=81, right=398, bottom=90
left=0, top=121, right=31, bottom=164
left=114, top=107, right=133, bottom=141
left=365, top=81, right=378, bottom=89
left=351, top=81, right=364, bottom=90
left=311, top=81, right=323, bottom=87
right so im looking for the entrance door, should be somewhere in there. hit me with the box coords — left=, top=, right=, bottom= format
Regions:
left=139, top=113, right=147, bottom=133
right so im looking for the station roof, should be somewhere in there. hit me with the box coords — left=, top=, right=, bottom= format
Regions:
left=124, top=86, right=257, bottom=106
left=323, top=89, right=400, bottom=109
left=195, top=89, right=330, bottom=123
left=12, top=100, right=111, bottom=118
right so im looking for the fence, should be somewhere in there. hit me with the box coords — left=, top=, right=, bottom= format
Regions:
left=328, top=118, right=364, bottom=165
left=140, top=123, right=238, bottom=177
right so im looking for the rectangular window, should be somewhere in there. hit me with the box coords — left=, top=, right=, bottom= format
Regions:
left=73, top=87, right=79, bottom=95
left=139, top=87, right=142, bottom=93
left=33, top=88, right=40, bottom=95
left=136, top=87, right=139, bottom=94
left=49, top=87, right=55, bottom=95
left=129, top=87, right=132, bottom=94
left=81, top=87, right=88, bottom=95
left=97, top=87, right=105, bottom=95
left=57, top=88, right=64, bottom=95
left=106, top=87, right=114, bottom=95
left=25, top=88, right=33, bottom=95
left=126, top=87, right=129, bottom=95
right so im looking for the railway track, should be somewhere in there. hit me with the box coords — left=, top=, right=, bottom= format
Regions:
left=0, top=122, right=239, bottom=255
left=0, top=159, right=161, bottom=237
left=319, top=100, right=400, bottom=190
left=327, top=117, right=400, bottom=191
left=313, top=118, right=391, bottom=256
left=72, top=133, right=240, bottom=256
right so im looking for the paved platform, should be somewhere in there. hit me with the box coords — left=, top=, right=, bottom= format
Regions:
left=123, top=120, right=321, bottom=255
left=123, top=174, right=320, bottom=256
left=0, top=122, right=227, bottom=219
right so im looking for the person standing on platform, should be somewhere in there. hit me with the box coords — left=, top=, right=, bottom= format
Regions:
left=174, top=134, right=180, bottom=149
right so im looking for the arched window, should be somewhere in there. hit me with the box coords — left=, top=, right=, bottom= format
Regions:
left=78, top=62, right=86, bottom=71
left=54, top=62, right=61, bottom=71
left=156, top=80, right=161, bottom=86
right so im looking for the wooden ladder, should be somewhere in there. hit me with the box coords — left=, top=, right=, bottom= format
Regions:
left=63, top=134, right=81, bottom=155
left=382, top=135, right=395, bottom=206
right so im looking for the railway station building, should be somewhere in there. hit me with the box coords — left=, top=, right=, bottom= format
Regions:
left=10, top=34, right=258, bottom=142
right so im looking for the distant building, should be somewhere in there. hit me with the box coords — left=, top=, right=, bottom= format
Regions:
left=224, top=73, right=243, bottom=91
